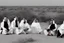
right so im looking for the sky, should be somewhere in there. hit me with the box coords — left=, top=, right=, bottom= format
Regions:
left=0, top=0, right=64, bottom=6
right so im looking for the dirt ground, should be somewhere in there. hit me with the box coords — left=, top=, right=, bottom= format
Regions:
left=0, top=22, right=63, bottom=43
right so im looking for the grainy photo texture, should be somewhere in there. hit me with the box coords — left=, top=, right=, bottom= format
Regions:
left=0, top=6, right=64, bottom=43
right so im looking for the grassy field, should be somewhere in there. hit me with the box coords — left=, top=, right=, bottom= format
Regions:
left=0, top=6, right=64, bottom=24
left=0, top=22, right=62, bottom=43
left=0, top=6, right=64, bottom=43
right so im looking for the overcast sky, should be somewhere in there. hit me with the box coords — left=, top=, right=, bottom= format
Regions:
left=0, top=0, right=64, bottom=6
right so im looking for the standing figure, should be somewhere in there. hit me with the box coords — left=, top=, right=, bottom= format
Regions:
left=31, top=19, right=42, bottom=34
left=9, top=17, right=20, bottom=35
left=1, top=17, right=10, bottom=35
left=44, top=19, right=57, bottom=36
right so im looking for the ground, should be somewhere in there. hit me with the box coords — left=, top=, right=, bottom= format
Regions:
left=0, top=22, right=63, bottom=43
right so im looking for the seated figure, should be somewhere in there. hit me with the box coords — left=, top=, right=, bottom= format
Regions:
left=1, top=17, right=10, bottom=35
left=31, top=19, right=42, bottom=34
left=44, top=19, right=57, bottom=36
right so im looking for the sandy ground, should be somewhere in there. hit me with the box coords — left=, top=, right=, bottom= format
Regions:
left=0, top=22, right=63, bottom=43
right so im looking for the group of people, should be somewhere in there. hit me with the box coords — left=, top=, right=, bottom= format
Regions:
left=0, top=17, right=42, bottom=35
left=44, top=19, right=64, bottom=38
left=0, top=17, right=64, bottom=38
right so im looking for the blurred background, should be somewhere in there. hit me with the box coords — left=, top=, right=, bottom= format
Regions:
left=0, top=6, right=64, bottom=24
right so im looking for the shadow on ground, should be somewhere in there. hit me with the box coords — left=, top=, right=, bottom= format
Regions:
left=12, top=38, right=36, bottom=43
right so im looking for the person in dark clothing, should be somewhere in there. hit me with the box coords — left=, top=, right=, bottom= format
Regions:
left=15, top=19, right=18, bottom=27
left=50, top=24, right=55, bottom=30
left=1, top=17, right=10, bottom=35
left=4, top=20, right=9, bottom=32
left=57, top=21, right=64, bottom=38
left=47, top=24, right=55, bottom=32
left=44, top=19, right=57, bottom=36
left=9, top=17, right=20, bottom=35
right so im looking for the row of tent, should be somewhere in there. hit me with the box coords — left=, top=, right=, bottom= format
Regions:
left=0, top=17, right=64, bottom=38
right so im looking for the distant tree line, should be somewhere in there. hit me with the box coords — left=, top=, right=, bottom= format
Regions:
left=0, top=6, right=64, bottom=24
